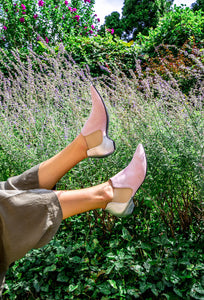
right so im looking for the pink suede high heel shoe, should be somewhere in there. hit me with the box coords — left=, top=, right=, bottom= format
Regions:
left=105, top=144, right=147, bottom=217
left=81, top=85, right=115, bottom=158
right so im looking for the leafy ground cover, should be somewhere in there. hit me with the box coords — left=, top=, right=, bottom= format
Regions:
left=0, top=47, right=203, bottom=299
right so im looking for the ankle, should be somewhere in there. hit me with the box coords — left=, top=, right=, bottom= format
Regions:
left=76, top=134, right=89, bottom=158
left=94, top=181, right=114, bottom=209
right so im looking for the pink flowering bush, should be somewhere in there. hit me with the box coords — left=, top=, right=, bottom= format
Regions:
left=107, top=28, right=114, bottom=35
left=0, top=0, right=100, bottom=50
left=74, top=15, right=80, bottom=22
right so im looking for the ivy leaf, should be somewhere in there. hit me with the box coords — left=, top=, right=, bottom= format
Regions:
left=69, top=256, right=81, bottom=264
left=122, top=227, right=132, bottom=241
left=43, top=264, right=56, bottom=273
left=108, top=279, right=118, bottom=289
left=98, top=283, right=112, bottom=295
left=33, top=279, right=40, bottom=292
left=57, top=272, right=69, bottom=282
left=68, top=284, right=78, bottom=292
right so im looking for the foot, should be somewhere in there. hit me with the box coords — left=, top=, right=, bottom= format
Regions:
left=81, top=85, right=115, bottom=158
left=105, top=144, right=147, bottom=217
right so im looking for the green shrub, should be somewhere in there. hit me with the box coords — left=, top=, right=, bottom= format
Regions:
left=136, top=41, right=204, bottom=94
left=0, top=33, right=136, bottom=78
left=136, top=6, right=204, bottom=55
left=62, top=33, right=136, bottom=76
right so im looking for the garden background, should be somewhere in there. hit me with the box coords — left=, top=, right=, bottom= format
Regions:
left=0, top=0, right=203, bottom=299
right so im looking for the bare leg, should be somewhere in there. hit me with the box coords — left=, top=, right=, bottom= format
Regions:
left=38, top=85, right=115, bottom=190
left=54, top=144, right=146, bottom=219
left=55, top=181, right=113, bottom=219
left=38, top=134, right=88, bottom=189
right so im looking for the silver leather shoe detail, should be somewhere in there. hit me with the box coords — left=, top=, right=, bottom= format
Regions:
left=105, top=198, right=135, bottom=217
left=87, top=135, right=115, bottom=158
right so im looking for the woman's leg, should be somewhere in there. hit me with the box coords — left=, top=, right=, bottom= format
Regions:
left=38, top=134, right=88, bottom=189
left=38, top=85, right=115, bottom=190
left=55, top=181, right=113, bottom=219
left=56, top=143, right=147, bottom=219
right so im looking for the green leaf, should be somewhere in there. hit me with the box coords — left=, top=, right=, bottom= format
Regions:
left=108, top=279, right=118, bottom=289
left=33, top=279, right=40, bottom=293
left=173, top=288, right=183, bottom=298
left=98, top=283, right=112, bottom=295
left=122, top=227, right=132, bottom=241
left=38, top=41, right=48, bottom=50
left=43, top=264, right=56, bottom=273
left=70, top=256, right=81, bottom=264
left=57, top=272, right=69, bottom=282
left=68, top=284, right=78, bottom=292
left=140, top=242, right=152, bottom=251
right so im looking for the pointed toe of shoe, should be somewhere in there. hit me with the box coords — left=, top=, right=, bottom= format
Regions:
left=105, top=144, right=147, bottom=217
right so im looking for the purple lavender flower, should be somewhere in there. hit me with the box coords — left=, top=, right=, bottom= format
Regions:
left=72, top=8, right=77, bottom=12
left=3, top=26, right=7, bottom=30
left=33, top=14, right=38, bottom=19
left=64, top=0, right=68, bottom=5
left=45, top=36, right=49, bottom=43
left=91, top=25, right=95, bottom=29
left=19, top=17, right=25, bottom=23
left=21, top=4, right=26, bottom=10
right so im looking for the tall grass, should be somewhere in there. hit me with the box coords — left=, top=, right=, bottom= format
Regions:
left=0, top=47, right=203, bottom=299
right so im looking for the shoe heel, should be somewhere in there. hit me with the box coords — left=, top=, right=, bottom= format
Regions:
left=122, top=198, right=135, bottom=216
left=87, top=136, right=115, bottom=158
left=105, top=198, right=135, bottom=217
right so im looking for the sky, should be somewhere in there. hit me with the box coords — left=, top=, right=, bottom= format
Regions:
left=94, top=0, right=195, bottom=25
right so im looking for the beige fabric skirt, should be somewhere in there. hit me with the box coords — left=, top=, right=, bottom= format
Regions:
left=0, top=165, right=63, bottom=296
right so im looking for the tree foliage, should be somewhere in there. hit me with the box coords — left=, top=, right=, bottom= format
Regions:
left=192, top=0, right=204, bottom=11
left=136, top=6, right=204, bottom=55
left=103, top=11, right=123, bottom=38
left=121, top=0, right=173, bottom=40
